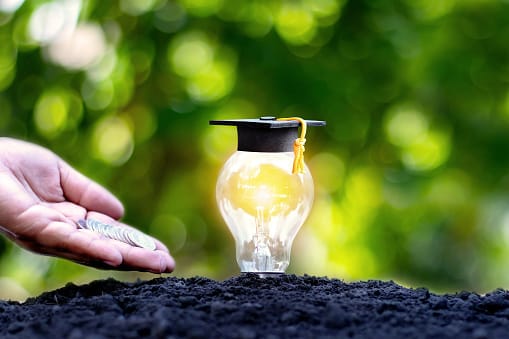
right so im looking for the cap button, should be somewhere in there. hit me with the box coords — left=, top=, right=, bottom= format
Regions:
left=259, top=116, right=276, bottom=120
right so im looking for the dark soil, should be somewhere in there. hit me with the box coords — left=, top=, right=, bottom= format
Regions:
left=0, top=274, right=508, bottom=338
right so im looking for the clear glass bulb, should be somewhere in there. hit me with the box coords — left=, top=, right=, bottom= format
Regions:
left=216, top=151, right=314, bottom=274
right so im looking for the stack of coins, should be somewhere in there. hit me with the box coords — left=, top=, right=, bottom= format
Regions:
left=78, top=218, right=156, bottom=251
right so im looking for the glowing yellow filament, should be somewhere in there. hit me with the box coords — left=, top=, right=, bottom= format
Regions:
left=224, top=163, right=306, bottom=217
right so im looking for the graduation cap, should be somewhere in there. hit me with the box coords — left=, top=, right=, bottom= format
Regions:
left=209, top=116, right=326, bottom=153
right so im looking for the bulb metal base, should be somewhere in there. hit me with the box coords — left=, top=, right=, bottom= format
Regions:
left=241, top=272, right=285, bottom=279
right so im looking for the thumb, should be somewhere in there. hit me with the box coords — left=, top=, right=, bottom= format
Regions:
left=58, top=160, right=124, bottom=219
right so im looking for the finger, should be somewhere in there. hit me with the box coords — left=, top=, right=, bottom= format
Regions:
left=14, top=238, right=119, bottom=269
left=85, top=212, right=175, bottom=272
left=58, top=160, right=124, bottom=219
left=153, top=238, right=169, bottom=253
left=15, top=235, right=174, bottom=273
left=42, top=201, right=87, bottom=221
left=105, top=239, right=175, bottom=273
left=34, top=221, right=123, bottom=266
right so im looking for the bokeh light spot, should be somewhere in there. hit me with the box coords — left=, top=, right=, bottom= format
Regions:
left=81, top=78, right=114, bottom=111
left=91, top=116, right=134, bottom=166
left=29, top=1, right=67, bottom=43
left=154, top=2, right=186, bottom=34
left=203, top=124, right=237, bottom=162
left=241, top=3, right=273, bottom=37
left=120, top=0, right=158, bottom=16
left=307, top=0, right=339, bottom=16
left=0, top=64, right=15, bottom=91
left=169, top=31, right=214, bottom=78
left=29, top=0, right=81, bottom=47
left=385, top=105, right=429, bottom=147
left=179, top=0, right=223, bottom=17
left=34, top=89, right=83, bottom=138
left=87, top=47, right=117, bottom=81
left=47, top=23, right=107, bottom=70
left=12, top=11, right=37, bottom=48
left=186, top=58, right=236, bottom=102
left=131, top=47, right=154, bottom=84
left=305, top=0, right=343, bottom=26
left=108, top=53, right=135, bottom=108
left=275, top=3, right=316, bottom=45
left=0, top=0, right=25, bottom=13
left=401, top=129, right=451, bottom=171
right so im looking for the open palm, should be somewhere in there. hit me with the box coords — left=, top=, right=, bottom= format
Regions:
left=0, top=138, right=174, bottom=273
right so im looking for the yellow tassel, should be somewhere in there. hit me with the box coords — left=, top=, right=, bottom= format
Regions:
left=277, top=117, right=307, bottom=174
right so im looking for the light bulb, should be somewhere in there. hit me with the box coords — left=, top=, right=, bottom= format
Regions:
left=216, top=151, right=314, bottom=273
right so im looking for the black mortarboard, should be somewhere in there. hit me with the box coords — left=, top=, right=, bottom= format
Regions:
left=209, top=116, right=326, bottom=152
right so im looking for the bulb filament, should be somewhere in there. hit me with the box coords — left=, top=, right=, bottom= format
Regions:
left=253, top=206, right=272, bottom=271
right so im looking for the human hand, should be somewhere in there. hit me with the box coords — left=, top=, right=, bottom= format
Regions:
left=0, top=138, right=175, bottom=273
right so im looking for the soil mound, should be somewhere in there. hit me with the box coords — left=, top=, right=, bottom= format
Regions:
left=1, top=274, right=508, bottom=338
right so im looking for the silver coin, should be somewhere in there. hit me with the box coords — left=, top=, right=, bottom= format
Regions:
left=88, top=219, right=105, bottom=232
left=126, top=229, right=157, bottom=251
left=77, top=219, right=88, bottom=229
left=117, top=228, right=132, bottom=245
left=110, top=226, right=122, bottom=242
left=84, top=218, right=97, bottom=231
left=78, top=218, right=156, bottom=251
left=103, top=224, right=115, bottom=239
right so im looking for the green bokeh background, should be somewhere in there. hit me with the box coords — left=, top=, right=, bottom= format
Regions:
left=2, top=0, right=509, bottom=299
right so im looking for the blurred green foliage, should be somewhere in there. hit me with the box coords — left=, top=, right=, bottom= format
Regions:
left=1, top=0, right=509, bottom=299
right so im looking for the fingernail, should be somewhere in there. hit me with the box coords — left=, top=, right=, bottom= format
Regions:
left=166, top=256, right=175, bottom=272
left=104, top=259, right=119, bottom=267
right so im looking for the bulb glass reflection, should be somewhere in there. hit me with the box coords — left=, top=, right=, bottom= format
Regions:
left=216, top=151, right=314, bottom=273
